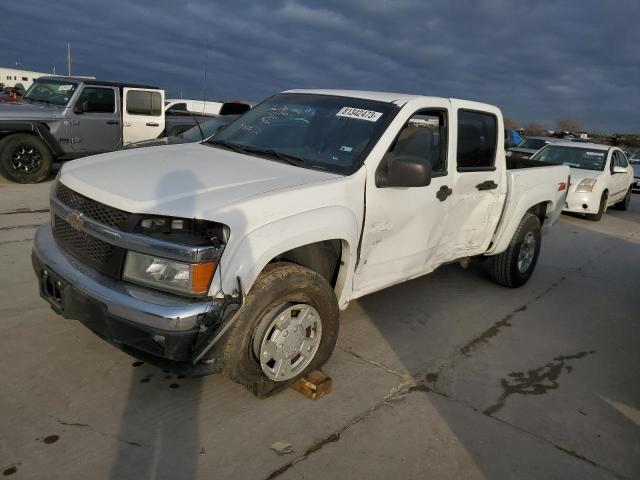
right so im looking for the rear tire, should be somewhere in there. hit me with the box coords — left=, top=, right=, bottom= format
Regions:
left=614, top=188, right=631, bottom=211
left=587, top=192, right=607, bottom=221
left=0, top=134, right=52, bottom=183
left=490, top=213, right=542, bottom=288
left=221, top=262, right=340, bottom=397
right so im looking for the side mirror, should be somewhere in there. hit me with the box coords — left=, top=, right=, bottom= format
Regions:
left=376, top=155, right=432, bottom=188
left=612, top=165, right=627, bottom=174
left=74, top=101, right=87, bottom=114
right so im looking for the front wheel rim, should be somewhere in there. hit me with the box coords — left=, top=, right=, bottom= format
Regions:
left=10, top=143, right=42, bottom=173
left=517, top=231, right=536, bottom=273
left=253, top=303, right=322, bottom=381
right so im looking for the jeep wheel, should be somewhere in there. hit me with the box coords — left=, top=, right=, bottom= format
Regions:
left=490, top=213, right=542, bottom=288
left=221, top=262, right=339, bottom=397
left=0, top=134, right=52, bottom=183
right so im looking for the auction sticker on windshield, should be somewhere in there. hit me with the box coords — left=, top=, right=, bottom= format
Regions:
left=336, top=107, right=382, bottom=122
left=58, top=85, right=73, bottom=91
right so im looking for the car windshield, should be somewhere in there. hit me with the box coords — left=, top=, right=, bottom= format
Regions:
left=517, top=138, right=548, bottom=150
left=179, top=116, right=239, bottom=142
left=208, top=93, right=398, bottom=174
left=23, top=79, right=78, bottom=106
left=625, top=148, right=640, bottom=163
left=531, top=145, right=607, bottom=171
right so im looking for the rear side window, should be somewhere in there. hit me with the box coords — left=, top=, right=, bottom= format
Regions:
left=127, top=90, right=162, bottom=116
left=77, top=87, right=115, bottom=113
left=457, top=110, right=497, bottom=171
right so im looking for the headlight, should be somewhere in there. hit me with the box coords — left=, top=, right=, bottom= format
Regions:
left=575, top=178, right=597, bottom=192
left=123, top=251, right=216, bottom=296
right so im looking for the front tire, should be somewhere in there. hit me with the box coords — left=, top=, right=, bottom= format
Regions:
left=614, top=188, right=631, bottom=211
left=490, top=213, right=542, bottom=288
left=587, top=192, right=607, bottom=221
left=221, top=262, right=339, bottom=397
left=0, top=134, right=52, bottom=183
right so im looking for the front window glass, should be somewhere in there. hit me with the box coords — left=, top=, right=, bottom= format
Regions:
left=531, top=145, right=608, bottom=171
left=209, top=93, right=397, bottom=174
left=23, top=79, right=78, bottom=106
left=518, top=138, right=547, bottom=150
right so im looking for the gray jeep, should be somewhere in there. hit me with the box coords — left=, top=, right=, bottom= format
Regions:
left=0, top=76, right=165, bottom=183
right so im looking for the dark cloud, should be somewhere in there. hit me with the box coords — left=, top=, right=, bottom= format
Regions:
left=2, top=0, right=639, bottom=132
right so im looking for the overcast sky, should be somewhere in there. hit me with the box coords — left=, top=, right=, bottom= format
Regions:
left=2, top=0, right=639, bottom=132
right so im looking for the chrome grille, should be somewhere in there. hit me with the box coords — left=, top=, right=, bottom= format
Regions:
left=55, top=183, right=129, bottom=229
left=53, top=215, right=114, bottom=268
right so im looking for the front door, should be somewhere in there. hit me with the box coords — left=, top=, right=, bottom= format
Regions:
left=122, top=88, right=165, bottom=144
left=608, top=151, right=628, bottom=203
left=353, top=107, right=452, bottom=296
left=70, top=86, right=121, bottom=153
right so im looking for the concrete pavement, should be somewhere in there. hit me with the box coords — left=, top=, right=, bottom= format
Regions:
left=1, top=173, right=638, bottom=479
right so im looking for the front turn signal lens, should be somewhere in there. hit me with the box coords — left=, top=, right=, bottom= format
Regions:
left=192, top=262, right=217, bottom=294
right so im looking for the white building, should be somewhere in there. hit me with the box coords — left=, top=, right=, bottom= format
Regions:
left=0, top=67, right=54, bottom=90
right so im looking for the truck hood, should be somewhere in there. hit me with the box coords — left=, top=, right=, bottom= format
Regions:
left=60, top=143, right=341, bottom=217
left=0, top=101, right=65, bottom=120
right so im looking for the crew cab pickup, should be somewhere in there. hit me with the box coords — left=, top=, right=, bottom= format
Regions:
left=0, top=76, right=165, bottom=183
left=32, top=89, right=570, bottom=397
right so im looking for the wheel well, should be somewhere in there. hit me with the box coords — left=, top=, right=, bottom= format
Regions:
left=527, top=202, right=548, bottom=224
left=270, top=240, right=342, bottom=287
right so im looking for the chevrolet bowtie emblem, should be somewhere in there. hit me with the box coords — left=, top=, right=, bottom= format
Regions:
left=65, top=210, right=84, bottom=231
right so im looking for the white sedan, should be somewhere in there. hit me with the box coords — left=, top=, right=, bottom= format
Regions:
left=529, top=142, right=634, bottom=220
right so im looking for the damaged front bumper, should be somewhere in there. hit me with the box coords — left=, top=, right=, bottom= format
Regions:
left=32, top=223, right=230, bottom=373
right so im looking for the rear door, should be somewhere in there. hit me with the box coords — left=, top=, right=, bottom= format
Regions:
left=122, top=88, right=165, bottom=144
left=70, top=86, right=121, bottom=153
left=438, top=104, right=506, bottom=261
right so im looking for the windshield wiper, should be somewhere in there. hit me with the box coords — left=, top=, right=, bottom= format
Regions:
left=257, top=149, right=307, bottom=167
left=207, top=139, right=249, bottom=155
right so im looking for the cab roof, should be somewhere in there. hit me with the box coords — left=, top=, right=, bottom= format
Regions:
left=37, top=76, right=158, bottom=90
left=283, top=88, right=492, bottom=110
left=553, top=141, right=612, bottom=151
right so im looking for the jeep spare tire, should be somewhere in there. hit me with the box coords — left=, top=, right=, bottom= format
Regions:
left=0, top=134, right=53, bottom=183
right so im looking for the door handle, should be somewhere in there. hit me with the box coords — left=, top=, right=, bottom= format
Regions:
left=106, top=120, right=119, bottom=125
left=476, top=180, right=498, bottom=190
left=436, top=185, right=453, bottom=201
left=146, top=122, right=160, bottom=127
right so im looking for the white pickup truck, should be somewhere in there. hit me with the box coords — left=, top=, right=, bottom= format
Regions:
left=32, top=89, right=570, bottom=396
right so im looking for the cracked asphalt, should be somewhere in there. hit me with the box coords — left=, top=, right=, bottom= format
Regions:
left=1, top=172, right=639, bottom=479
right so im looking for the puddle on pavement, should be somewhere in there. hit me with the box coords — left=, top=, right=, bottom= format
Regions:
left=484, top=350, right=596, bottom=415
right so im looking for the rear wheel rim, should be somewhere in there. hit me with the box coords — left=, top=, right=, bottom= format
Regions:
left=10, top=143, right=42, bottom=173
left=517, top=231, right=536, bottom=273
left=253, top=303, right=322, bottom=381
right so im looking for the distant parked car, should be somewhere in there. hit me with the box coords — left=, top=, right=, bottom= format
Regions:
left=530, top=142, right=634, bottom=220
left=125, top=114, right=240, bottom=149
left=626, top=148, right=640, bottom=192
left=507, top=136, right=559, bottom=159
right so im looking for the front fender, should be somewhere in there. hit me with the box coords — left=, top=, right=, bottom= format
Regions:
left=214, top=206, right=360, bottom=307
left=0, top=120, right=64, bottom=156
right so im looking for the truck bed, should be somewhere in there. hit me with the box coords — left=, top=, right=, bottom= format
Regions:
left=506, top=157, right=554, bottom=170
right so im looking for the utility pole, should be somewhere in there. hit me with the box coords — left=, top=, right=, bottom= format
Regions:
left=67, top=43, right=71, bottom=76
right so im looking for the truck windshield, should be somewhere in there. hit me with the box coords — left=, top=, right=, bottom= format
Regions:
left=530, top=145, right=607, bottom=171
left=23, top=79, right=78, bottom=106
left=208, top=93, right=397, bottom=174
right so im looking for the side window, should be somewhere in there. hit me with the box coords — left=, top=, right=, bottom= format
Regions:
left=127, top=91, right=162, bottom=116
left=76, top=87, right=115, bottom=113
left=167, top=102, right=187, bottom=112
left=618, top=151, right=628, bottom=167
left=386, top=110, right=447, bottom=175
left=610, top=151, right=620, bottom=171
left=457, top=110, right=497, bottom=171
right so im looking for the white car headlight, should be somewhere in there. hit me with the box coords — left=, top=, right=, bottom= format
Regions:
left=575, top=178, right=597, bottom=192
left=123, top=251, right=215, bottom=296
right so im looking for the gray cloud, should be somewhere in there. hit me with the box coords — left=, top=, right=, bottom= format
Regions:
left=2, top=0, right=638, bottom=132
